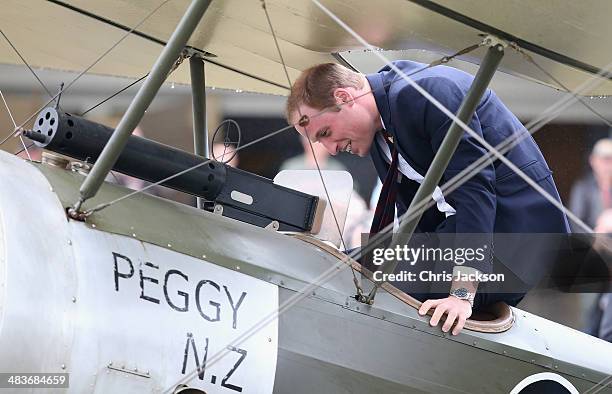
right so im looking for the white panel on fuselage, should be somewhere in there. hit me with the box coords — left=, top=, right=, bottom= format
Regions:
left=68, top=222, right=278, bottom=393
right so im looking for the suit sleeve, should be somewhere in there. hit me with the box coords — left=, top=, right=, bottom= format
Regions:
left=400, top=77, right=496, bottom=274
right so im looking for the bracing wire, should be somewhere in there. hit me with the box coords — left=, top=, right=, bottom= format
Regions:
left=165, top=7, right=612, bottom=389
left=0, top=0, right=172, bottom=148
left=0, top=88, right=31, bottom=160
left=260, top=0, right=364, bottom=296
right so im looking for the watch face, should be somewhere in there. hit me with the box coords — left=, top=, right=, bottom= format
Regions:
left=453, top=288, right=468, bottom=298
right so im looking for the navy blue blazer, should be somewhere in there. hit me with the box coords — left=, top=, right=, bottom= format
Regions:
left=366, top=61, right=570, bottom=284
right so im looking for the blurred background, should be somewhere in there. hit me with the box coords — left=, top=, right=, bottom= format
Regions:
left=1, top=50, right=611, bottom=336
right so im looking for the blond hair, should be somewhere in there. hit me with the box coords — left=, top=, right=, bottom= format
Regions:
left=285, top=63, right=364, bottom=123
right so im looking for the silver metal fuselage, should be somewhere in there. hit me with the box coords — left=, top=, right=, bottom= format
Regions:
left=0, top=151, right=610, bottom=393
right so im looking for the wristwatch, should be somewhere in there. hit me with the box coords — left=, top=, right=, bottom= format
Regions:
left=450, top=287, right=475, bottom=307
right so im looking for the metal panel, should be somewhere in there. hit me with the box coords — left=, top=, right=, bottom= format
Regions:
left=0, top=152, right=76, bottom=389
left=0, top=152, right=279, bottom=393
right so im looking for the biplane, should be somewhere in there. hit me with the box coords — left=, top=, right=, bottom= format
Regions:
left=0, top=1, right=611, bottom=393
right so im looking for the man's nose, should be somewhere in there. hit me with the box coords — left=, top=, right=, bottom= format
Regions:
left=320, top=139, right=338, bottom=156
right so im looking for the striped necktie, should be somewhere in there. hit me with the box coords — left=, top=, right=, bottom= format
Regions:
left=369, top=133, right=399, bottom=235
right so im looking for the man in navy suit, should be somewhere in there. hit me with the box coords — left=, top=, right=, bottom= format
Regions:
left=285, top=61, right=570, bottom=335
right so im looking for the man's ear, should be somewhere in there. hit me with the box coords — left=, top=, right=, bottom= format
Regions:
left=333, top=88, right=354, bottom=106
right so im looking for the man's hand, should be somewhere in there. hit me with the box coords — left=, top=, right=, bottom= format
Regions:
left=418, top=296, right=472, bottom=335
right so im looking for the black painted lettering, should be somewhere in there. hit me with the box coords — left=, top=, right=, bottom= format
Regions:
left=181, top=332, right=208, bottom=380
left=195, top=280, right=221, bottom=322
left=221, top=346, right=246, bottom=392
left=113, top=252, right=134, bottom=292
left=164, top=269, right=189, bottom=312
left=224, top=286, right=247, bottom=329
left=139, top=261, right=160, bottom=304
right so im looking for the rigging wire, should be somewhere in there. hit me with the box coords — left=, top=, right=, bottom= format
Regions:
left=260, top=0, right=364, bottom=296
left=509, top=43, right=612, bottom=128
left=80, top=73, right=149, bottom=117
left=0, top=30, right=55, bottom=101
left=584, top=374, right=612, bottom=394
left=435, top=51, right=612, bottom=227
left=165, top=42, right=487, bottom=388
left=83, top=123, right=294, bottom=215
left=0, top=88, right=31, bottom=161
left=170, top=16, right=612, bottom=389
left=13, top=142, right=34, bottom=156
left=1, top=1, right=609, bottom=389
left=312, top=0, right=593, bottom=235
left=0, top=0, right=172, bottom=148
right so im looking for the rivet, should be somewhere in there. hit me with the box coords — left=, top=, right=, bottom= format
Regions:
left=236, top=266, right=240, bottom=270
left=132, top=233, right=137, bottom=237
left=61, top=364, right=66, bottom=370
left=268, top=337, right=272, bottom=343
left=554, top=365, right=558, bottom=369
left=67, top=239, right=72, bottom=245
left=545, top=346, right=549, bottom=350
left=531, top=359, right=535, bottom=363
left=381, top=315, right=386, bottom=320
left=473, top=341, right=477, bottom=346
left=202, top=254, right=206, bottom=259
left=50, top=187, right=54, bottom=192
left=72, top=297, right=77, bottom=303
left=280, top=280, right=285, bottom=286
left=311, top=291, right=316, bottom=296
left=503, top=351, right=507, bottom=355
left=91, top=224, right=96, bottom=228
left=167, top=243, right=172, bottom=248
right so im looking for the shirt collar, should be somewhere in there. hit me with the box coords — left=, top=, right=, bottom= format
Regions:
left=365, top=72, right=392, bottom=133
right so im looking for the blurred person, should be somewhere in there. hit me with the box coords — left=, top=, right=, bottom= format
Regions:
left=569, top=138, right=612, bottom=231
left=280, top=135, right=369, bottom=249
left=281, top=135, right=346, bottom=172
left=212, top=142, right=239, bottom=168
left=599, top=294, right=612, bottom=341
left=585, top=209, right=612, bottom=341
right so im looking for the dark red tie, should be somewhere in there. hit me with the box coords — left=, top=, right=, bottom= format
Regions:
left=369, top=134, right=399, bottom=235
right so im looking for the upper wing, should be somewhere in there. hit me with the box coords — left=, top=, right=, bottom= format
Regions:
left=1, top=0, right=611, bottom=95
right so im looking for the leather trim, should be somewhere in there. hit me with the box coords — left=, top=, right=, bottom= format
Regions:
left=291, top=233, right=514, bottom=333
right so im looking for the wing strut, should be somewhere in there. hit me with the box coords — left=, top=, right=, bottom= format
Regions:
left=69, top=0, right=213, bottom=215
left=364, top=38, right=505, bottom=303
left=189, top=53, right=209, bottom=209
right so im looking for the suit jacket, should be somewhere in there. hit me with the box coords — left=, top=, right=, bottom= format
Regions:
left=366, top=61, right=570, bottom=285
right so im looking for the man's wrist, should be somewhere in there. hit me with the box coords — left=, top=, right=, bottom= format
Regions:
left=449, top=266, right=480, bottom=307
left=449, top=287, right=475, bottom=307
